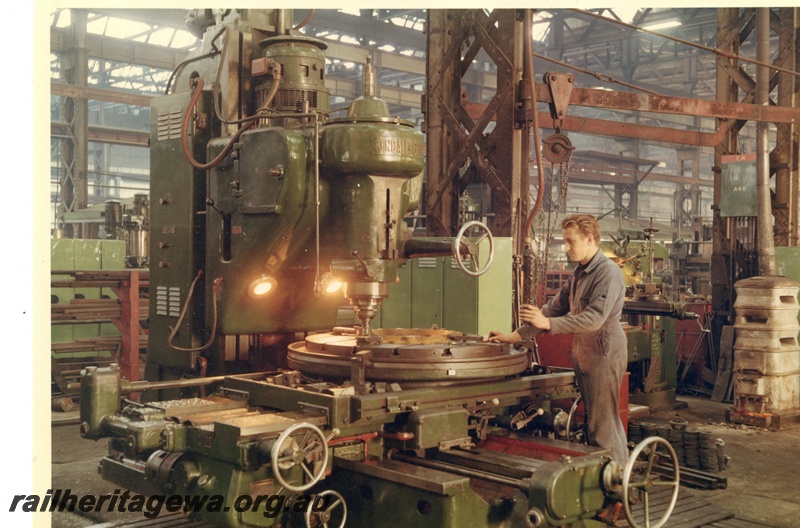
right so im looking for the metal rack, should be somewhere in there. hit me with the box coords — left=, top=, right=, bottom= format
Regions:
left=51, top=270, right=149, bottom=397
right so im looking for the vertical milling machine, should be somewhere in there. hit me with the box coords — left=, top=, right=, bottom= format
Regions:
left=81, top=9, right=680, bottom=528
left=147, top=8, right=487, bottom=384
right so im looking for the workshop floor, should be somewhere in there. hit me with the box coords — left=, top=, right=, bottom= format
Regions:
left=50, top=395, right=800, bottom=527
left=647, top=396, right=800, bottom=528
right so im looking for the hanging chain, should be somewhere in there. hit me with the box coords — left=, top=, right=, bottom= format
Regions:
left=533, top=159, right=571, bottom=300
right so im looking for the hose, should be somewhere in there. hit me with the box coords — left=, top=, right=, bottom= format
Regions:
left=293, top=10, right=316, bottom=30
left=523, top=8, right=546, bottom=241
left=167, top=270, right=223, bottom=352
left=164, top=25, right=227, bottom=95
left=181, top=70, right=281, bottom=171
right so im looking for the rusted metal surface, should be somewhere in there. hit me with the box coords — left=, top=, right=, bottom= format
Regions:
left=462, top=102, right=733, bottom=147
left=773, top=7, right=799, bottom=247
left=50, top=81, right=154, bottom=108
left=711, top=8, right=753, bottom=343
left=51, top=269, right=149, bottom=384
left=112, top=270, right=142, bottom=383
left=51, top=121, right=149, bottom=148
left=425, top=9, right=529, bottom=240
left=534, top=82, right=800, bottom=124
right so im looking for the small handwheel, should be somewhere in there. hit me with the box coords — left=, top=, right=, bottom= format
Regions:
left=452, top=220, right=494, bottom=277
left=622, top=436, right=680, bottom=528
left=271, top=422, right=329, bottom=492
left=304, top=490, right=347, bottom=528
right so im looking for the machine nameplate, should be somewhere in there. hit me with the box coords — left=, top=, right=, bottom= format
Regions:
left=333, top=444, right=364, bottom=459
left=438, top=437, right=474, bottom=451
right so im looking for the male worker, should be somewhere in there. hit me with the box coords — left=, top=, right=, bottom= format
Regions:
left=490, top=213, right=629, bottom=464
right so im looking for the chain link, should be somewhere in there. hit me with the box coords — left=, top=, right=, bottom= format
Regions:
left=531, top=159, right=570, bottom=301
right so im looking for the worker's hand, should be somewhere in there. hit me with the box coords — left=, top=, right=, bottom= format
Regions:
left=488, top=330, right=522, bottom=344
left=519, top=304, right=551, bottom=331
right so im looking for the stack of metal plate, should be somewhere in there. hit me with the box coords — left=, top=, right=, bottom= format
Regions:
left=684, top=428, right=701, bottom=469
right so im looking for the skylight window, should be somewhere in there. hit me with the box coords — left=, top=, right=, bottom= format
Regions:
left=51, top=9, right=71, bottom=28
left=98, top=17, right=152, bottom=39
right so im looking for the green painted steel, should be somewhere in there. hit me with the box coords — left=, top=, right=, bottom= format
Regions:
left=147, top=90, right=214, bottom=371
left=720, top=158, right=758, bottom=217
left=378, top=237, right=512, bottom=335
left=50, top=238, right=126, bottom=355
left=528, top=455, right=609, bottom=526
left=776, top=247, right=800, bottom=326
left=328, top=464, right=493, bottom=528
left=205, top=126, right=342, bottom=335
left=260, top=35, right=330, bottom=113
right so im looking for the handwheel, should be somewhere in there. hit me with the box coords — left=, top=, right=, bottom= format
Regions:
left=304, top=490, right=347, bottom=528
left=271, top=422, right=329, bottom=492
left=622, top=436, right=680, bottom=528
left=452, top=220, right=494, bottom=277
left=564, top=395, right=582, bottom=443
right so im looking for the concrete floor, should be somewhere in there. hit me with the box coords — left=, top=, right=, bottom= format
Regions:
left=50, top=395, right=800, bottom=527
left=648, top=396, right=800, bottom=528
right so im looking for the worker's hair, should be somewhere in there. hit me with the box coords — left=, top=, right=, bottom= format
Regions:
left=561, top=214, right=601, bottom=242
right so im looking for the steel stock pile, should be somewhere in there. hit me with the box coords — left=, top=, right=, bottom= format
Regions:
left=79, top=9, right=678, bottom=528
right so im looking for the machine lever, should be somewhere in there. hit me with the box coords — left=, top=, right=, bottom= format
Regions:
left=205, top=198, right=229, bottom=220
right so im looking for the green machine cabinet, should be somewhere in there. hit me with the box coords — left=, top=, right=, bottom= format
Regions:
left=377, top=237, right=512, bottom=335
left=51, top=238, right=127, bottom=354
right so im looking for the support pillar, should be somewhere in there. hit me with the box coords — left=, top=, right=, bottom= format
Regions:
left=424, top=9, right=530, bottom=250
left=58, top=8, right=89, bottom=238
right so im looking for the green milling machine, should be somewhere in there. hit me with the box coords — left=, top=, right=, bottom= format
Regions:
left=80, top=9, right=680, bottom=528
left=602, top=226, right=699, bottom=409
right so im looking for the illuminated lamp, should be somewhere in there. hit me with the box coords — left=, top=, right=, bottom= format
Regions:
left=248, top=275, right=277, bottom=298
left=320, top=273, right=343, bottom=295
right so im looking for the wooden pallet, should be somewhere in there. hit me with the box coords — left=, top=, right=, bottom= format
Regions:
left=626, top=487, right=772, bottom=528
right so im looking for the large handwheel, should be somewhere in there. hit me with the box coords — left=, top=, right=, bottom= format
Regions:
left=271, top=422, right=329, bottom=492
left=452, top=220, right=494, bottom=277
left=304, top=490, right=347, bottom=528
left=622, top=436, right=680, bottom=528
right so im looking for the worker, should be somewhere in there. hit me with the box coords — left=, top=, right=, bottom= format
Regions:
left=489, top=213, right=629, bottom=464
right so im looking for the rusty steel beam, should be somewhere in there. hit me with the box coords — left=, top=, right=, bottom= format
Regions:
left=425, top=9, right=529, bottom=240
left=543, top=112, right=730, bottom=147
left=51, top=122, right=149, bottom=147
left=773, top=7, right=799, bottom=246
left=534, top=82, right=800, bottom=124
left=462, top=102, right=731, bottom=147
left=568, top=163, right=713, bottom=187
left=51, top=82, right=154, bottom=108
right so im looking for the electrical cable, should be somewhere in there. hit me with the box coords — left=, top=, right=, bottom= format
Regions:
left=293, top=10, right=316, bottom=30
left=523, top=9, right=546, bottom=239
left=167, top=270, right=223, bottom=352
left=164, top=25, right=228, bottom=95
left=181, top=71, right=281, bottom=171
